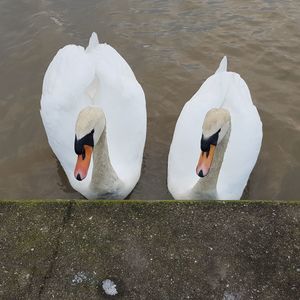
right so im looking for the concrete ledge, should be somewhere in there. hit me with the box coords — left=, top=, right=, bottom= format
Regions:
left=0, top=200, right=299, bottom=299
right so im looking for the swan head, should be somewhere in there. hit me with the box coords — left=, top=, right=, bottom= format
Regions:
left=74, top=106, right=105, bottom=181
left=196, top=108, right=231, bottom=177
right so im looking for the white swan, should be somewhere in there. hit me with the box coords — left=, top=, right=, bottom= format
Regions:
left=40, top=33, right=146, bottom=199
left=168, top=57, right=262, bottom=200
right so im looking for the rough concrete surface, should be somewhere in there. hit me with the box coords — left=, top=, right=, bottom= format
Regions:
left=0, top=200, right=299, bottom=300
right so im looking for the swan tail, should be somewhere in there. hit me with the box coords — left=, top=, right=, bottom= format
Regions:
left=215, top=56, right=227, bottom=73
left=86, top=32, right=100, bottom=52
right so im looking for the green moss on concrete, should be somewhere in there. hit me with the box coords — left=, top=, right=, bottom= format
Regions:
left=1, top=199, right=299, bottom=206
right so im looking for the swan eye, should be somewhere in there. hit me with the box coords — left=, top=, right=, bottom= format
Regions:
left=200, top=129, right=220, bottom=151
left=74, top=129, right=95, bottom=155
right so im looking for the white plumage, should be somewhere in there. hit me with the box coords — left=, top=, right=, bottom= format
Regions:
left=168, top=57, right=262, bottom=200
left=40, top=33, right=146, bottom=199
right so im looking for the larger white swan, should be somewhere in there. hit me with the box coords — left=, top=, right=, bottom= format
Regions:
left=168, top=57, right=262, bottom=200
left=40, top=33, right=146, bottom=199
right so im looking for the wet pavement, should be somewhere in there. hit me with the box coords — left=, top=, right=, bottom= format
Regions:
left=0, top=200, right=299, bottom=299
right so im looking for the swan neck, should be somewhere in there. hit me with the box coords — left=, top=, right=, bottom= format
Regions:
left=90, top=128, right=124, bottom=199
left=192, top=125, right=231, bottom=199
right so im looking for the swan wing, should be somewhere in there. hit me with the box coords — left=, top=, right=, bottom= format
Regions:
left=85, top=34, right=147, bottom=185
left=40, top=44, right=95, bottom=189
left=217, top=73, right=262, bottom=199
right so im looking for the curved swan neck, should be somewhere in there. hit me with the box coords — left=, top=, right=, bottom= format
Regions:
left=90, top=128, right=125, bottom=199
left=191, top=125, right=231, bottom=199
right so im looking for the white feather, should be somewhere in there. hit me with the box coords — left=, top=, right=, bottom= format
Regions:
left=40, top=33, right=146, bottom=198
left=168, top=57, right=262, bottom=200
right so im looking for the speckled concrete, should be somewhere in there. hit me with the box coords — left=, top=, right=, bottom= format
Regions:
left=0, top=200, right=299, bottom=300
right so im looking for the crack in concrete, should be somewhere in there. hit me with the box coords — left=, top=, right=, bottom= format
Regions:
left=21, top=265, right=37, bottom=299
left=37, top=201, right=73, bottom=299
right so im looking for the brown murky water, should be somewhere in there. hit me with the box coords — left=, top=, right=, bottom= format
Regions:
left=0, top=0, right=299, bottom=200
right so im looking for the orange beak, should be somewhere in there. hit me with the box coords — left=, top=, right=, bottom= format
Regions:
left=196, top=145, right=216, bottom=177
left=74, top=145, right=93, bottom=181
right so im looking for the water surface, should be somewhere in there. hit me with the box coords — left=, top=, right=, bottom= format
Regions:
left=0, top=0, right=299, bottom=199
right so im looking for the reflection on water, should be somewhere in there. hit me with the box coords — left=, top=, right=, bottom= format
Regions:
left=0, top=0, right=299, bottom=199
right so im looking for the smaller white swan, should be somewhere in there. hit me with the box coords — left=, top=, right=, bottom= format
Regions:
left=40, top=33, right=146, bottom=199
left=168, top=57, right=262, bottom=200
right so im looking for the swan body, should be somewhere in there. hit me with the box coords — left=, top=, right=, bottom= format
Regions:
left=40, top=33, right=146, bottom=199
left=168, top=57, right=262, bottom=200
